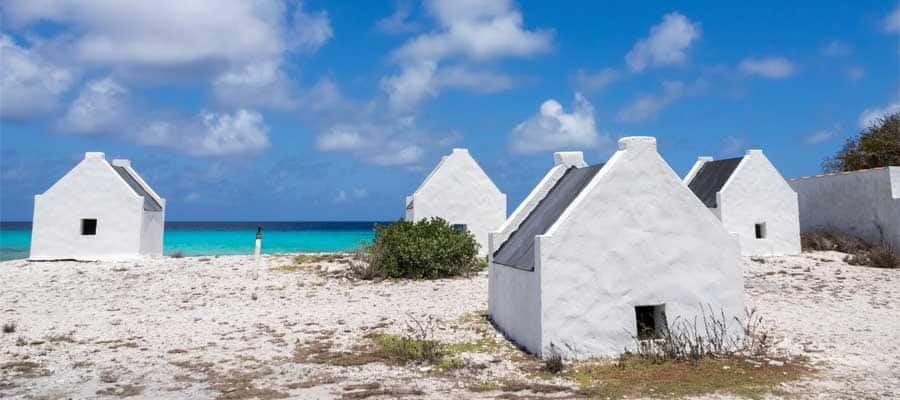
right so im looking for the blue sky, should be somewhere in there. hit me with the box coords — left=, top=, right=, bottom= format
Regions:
left=1, top=0, right=898, bottom=221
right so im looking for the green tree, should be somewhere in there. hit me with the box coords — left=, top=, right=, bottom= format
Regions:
left=823, top=112, right=900, bottom=172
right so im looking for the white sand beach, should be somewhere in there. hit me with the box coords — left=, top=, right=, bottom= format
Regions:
left=1, top=251, right=898, bottom=399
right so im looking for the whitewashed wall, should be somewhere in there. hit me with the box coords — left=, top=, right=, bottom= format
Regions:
left=30, top=152, right=165, bottom=260
left=407, top=149, right=506, bottom=256
left=688, top=150, right=801, bottom=256
left=789, top=167, right=900, bottom=249
left=487, top=152, right=586, bottom=353
left=493, top=137, right=744, bottom=359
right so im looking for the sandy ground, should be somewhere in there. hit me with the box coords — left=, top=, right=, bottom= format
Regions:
left=1, top=251, right=898, bottom=399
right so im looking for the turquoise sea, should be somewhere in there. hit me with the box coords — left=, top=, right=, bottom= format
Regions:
left=0, top=221, right=386, bottom=261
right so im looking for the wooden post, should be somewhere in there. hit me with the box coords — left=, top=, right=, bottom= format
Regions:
left=254, top=226, right=262, bottom=263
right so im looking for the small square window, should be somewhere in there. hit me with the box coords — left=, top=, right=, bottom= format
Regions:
left=452, top=224, right=467, bottom=233
left=635, top=305, right=667, bottom=340
left=81, top=219, right=97, bottom=235
left=755, top=223, right=767, bottom=239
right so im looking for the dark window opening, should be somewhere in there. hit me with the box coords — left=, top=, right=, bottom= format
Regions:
left=452, top=224, right=467, bottom=233
left=81, top=219, right=97, bottom=235
left=635, top=305, right=667, bottom=340
left=755, top=223, right=767, bottom=239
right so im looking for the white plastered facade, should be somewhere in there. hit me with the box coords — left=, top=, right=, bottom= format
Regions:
left=788, top=167, right=900, bottom=250
left=488, top=137, right=744, bottom=359
left=684, top=150, right=801, bottom=256
left=30, top=152, right=166, bottom=261
left=406, top=148, right=506, bottom=256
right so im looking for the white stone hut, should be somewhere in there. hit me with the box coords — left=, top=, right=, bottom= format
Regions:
left=30, top=152, right=166, bottom=260
left=788, top=167, right=899, bottom=250
left=406, top=148, right=506, bottom=255
left=683, top=149, right=801, bottom=256
left=488, top=137, right=744, bottom=359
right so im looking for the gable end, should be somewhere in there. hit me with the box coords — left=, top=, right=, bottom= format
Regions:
left=687, top=157, right=743, bottom=208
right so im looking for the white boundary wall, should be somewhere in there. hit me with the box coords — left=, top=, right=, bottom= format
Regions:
left=490, top=138, right=744, bottom=359
left=789, top=167, right=900, bottom=249
left=406, top=149, right=506, bottom=256
left=30, top=152, right=165, bottom=260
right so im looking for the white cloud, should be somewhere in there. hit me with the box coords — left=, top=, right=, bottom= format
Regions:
left=317, top=116, right=457, bottom=166
left=1, top=1, right=332, bottom=79
left=821, top=40, right=852, bottom=57
left=57, top=79, right=270, bottom=157
left=59, top=78, right=129, bottom=134
left=212, top=61, right=297, bottom=110
left=885, top=5, right=900, bottom=33
left=738, top=57, right=796, bottom=79
left=0, top=35, right=74, bottom=120
left=316, top=128, right=366, bottom=151
left=804, top=129, right=836, bottom=144
left=382, top=0, right=551, bottom=112
left=572, top=68, right=620, bottom=92
left=616, top=80, right=706, bottom=122
left=377, top=1, right=420, bottom=34
left=625, top=12, right=700, bottom=72
left=380, top=61, right=440, bottom=112
left=391, top=0, right=553, bottom=63
left=290, top=3, right=333, bottom=53
left=858, top=102, right=900, bottom=129
left=193, top=110, right=270, bottom=156
left=509, top=93, right=603, bottom=153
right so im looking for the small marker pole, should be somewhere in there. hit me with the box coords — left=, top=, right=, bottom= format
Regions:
left=254, top=226, right=262, bottom=264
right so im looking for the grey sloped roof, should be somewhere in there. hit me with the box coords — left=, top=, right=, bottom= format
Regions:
left=687, top=157, right=742, bottom=208
left=492, top=164, right=604, bottom=270
left=113, top=166, right=162, bottom=212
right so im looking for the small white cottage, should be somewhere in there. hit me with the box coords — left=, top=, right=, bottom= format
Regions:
left=406, top=148, right=506, bottom=255
left=488, top=137, right=744, bottom=359
left=789, top=167, right=899, bottom=250
left=683, top=149, right=801, bottom=256
left=30, top=152, right=166, bottom=260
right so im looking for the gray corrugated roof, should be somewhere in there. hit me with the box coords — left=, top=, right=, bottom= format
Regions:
left=687, top=157, right=742, bottom=208
left=492, top=164, right=604, bottom=270
left=113, top=166, right=162, bottom=212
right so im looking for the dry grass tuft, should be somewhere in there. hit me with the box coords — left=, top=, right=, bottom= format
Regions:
left=2, top=322, right=15, bottom=334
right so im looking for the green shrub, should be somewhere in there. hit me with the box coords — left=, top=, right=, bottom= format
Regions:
left=360, top=218, right=479, bottom=279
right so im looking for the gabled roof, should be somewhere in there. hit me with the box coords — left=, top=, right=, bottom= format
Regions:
left=113, top=165, right=163, bottom=212
left=687, top=157, right=742, bottom=208
left=492, top=164, right=604, bottom=270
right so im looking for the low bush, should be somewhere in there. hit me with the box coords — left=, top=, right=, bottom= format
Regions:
left=801, top=231, right=870, bottom=254
left=801, top=231, right=898, bottom=269
left=356, top=218, right=479, bottom=279
left=846, top=245, right=900, bottom=268
left=169, top=250, right=184, bottom=258
left=2, top=322, right=15, bottom=334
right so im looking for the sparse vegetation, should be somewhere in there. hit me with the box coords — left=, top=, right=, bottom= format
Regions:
left=373, top=314, right=444, bottom=363
left=823, top=111, right=900, bottom=172
left=567, top=354, right=808, bottom=399
left=543, top=345, right=564, bottom=374
left=353, top=218, right=480, bottom=280
left=801, top=231, right=898, bottom=269
left=169, top=250, right=184, bottom=258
